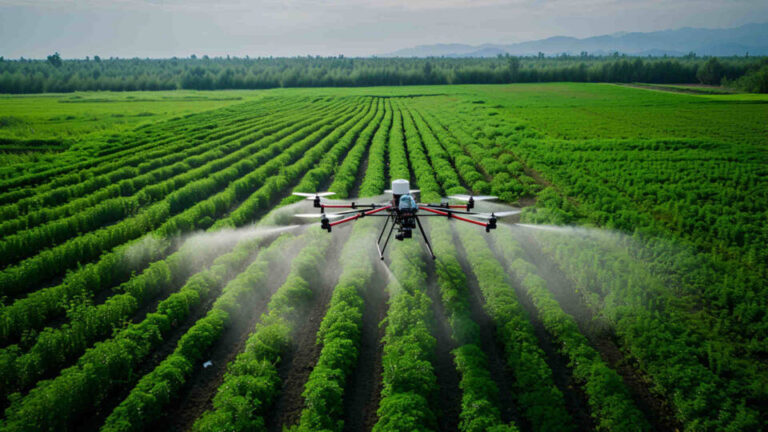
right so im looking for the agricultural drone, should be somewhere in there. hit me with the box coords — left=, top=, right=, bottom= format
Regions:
left=294, top=179, right=519, bottom=259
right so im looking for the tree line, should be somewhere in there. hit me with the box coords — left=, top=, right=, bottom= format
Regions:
left=0, top=54, right=766, bottom=93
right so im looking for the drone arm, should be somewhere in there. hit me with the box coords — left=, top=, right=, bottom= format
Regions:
left=418, top=206, right=488, bottom=228
left=329, top=205, right=392, bottom=227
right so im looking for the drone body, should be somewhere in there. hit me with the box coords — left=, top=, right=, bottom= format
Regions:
left=294, top=179, right=518, bottom=260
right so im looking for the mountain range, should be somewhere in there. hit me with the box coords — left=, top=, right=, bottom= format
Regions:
left=383, top=23, right=768, bottom=57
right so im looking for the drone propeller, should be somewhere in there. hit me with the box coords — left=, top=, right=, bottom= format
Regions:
left=448, top=194, right=497, bottom=202
left=292, top=191, right=336, bottom=199
left=470, top=210, right=521, bottom=219
left=294, top=212, right=347, bottom=219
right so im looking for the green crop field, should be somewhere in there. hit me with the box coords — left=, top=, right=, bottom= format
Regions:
left=0, top=83, right=766, bottom=432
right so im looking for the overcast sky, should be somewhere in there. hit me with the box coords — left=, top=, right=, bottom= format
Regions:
left=1, top=0, right=767, bottom=58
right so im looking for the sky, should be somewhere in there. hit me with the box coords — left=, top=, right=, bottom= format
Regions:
left=1, top=0, right=767, bottom=58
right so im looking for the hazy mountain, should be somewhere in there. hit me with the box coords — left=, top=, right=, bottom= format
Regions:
left=383, top=23, right=768, bottom=57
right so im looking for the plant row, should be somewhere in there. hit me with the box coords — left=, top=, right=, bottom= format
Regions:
left=413, top=110, right=488, bottom=194
left=215, top=97, right=375, bottom=228
left=328, top=98, right=386, bottom=198
left=407, top=108, right=465, bottom=196
left=398, top=103, right=442, bottom=200
left=454, top=223, right=573, bottom=431
left=292, top=220, right=378, bottom=432
left=0, top=99, right=361, bottom=342
left=0, top=230, right=239, bottom=400
left=0, top=102, right=328, bottom=267
left=373, top=239, right=438, bottom=432
left=357, top=99, right=393, bottom=197
left=386, top=106, right=410, bottom=182
left=276, top=97, right=378, bottom=208
left=428, top=219, right=518, bottom=432
left=190, top=228, right=332, bottom=432
left=0, top=97, right=320, bottom=238
left=491, top=228, right=649, bottom=431
left=528, top=228, right=765, bottom=430
left=0, top=232, right=283, bottom=431
left=0, top=99, right=288, bottom=213
left=0, top=95, right=306, bottom=199
left=0, top=98, right=360, bottom=298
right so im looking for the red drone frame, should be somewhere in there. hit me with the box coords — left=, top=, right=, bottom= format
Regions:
left=294, top=180, right=519, bottom=260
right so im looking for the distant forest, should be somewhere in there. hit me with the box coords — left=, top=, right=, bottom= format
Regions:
left=1, top=54, right=766, bottom=93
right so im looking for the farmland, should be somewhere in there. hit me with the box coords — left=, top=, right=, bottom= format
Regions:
left=0, top=83, right=766, bottom=431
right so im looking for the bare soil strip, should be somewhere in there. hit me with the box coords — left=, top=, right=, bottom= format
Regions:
left=341, top=258, right=390, bottom=432
left=513, top=228, right=680, bottom=431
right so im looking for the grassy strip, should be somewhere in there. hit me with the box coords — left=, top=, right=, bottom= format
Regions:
left=189, top=229, right=332, bottom=432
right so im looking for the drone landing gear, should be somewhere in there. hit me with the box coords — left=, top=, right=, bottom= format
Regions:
left=376, top=215, right=396, bottom=260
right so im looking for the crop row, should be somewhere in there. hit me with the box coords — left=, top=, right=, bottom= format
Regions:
left=0, top=231, right=238, bottom=400
left=428, top=219, right=517, bottom=432
left=0, top=95, right=305, bottom=197
left=418, top=102, right=539, bottom=200
left=414, top=110, right=487, bottom=193
left=190, top=229, right=331, bottom=432
left=328, top=98, right=387, bottom=198
left=0, top=98, right=361, bottom=344
left=291, top=221, right=377, bottom=431
left=0, top=97, right=360, bottom=298
left=0, top=232, right=281, bottom=431
left=0, top=95, right=368, bottom=375
left=490, top=228, right=649, bottom=431
left=455, top=221, right=573, bottom=431
left=398, top=101, right=442, bottom=199
left=373, top=238, right=438, bottom=432
left=274, top=97, right=379, bottom=209
left=0, top=100, right=343, bottom=267
left=528, top=229, right=765, bottom=430
left=0, top=97, right=323, bottom=238
left=0, top=98, right=295, bottom=211
left=406, top=108, right=465, bottom=195
left=386, top=107, right=410, bottom=181
left=358, top=99, right=393, bottom=197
